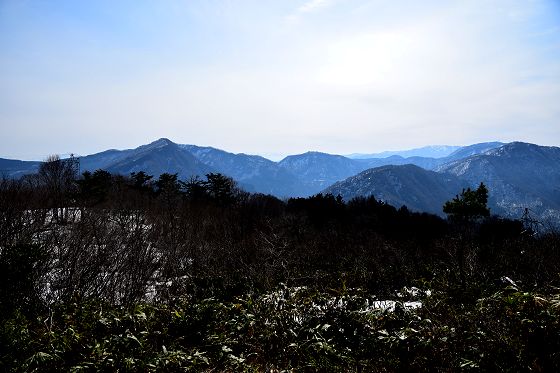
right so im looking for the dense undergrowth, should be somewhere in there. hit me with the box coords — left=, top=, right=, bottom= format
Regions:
left=2, top=283, right=560, bottom=371
left=1, top=159, right=559, bottom=371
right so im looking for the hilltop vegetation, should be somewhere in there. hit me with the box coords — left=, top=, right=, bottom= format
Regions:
left=1, top=157, right=559, bottom=371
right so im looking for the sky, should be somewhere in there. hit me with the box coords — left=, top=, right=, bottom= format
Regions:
left=1, top=0, right=559, bottom=161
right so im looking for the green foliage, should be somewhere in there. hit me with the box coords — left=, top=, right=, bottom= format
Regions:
left=203, top=172, right=242, bottom=205
left=130, top=171, right=153, bottom=192
left=155, top=173, right=180, bottom=195
left=1, top=284, right=559, bottom=371
left=77, top=169, right=113, bottom=205
left=0, top=243, right=46, bottom=316
left=444, top=182, right=490, bottom=221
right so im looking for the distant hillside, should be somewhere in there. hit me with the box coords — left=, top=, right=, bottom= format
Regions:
left=91, top=138, right=215, bottom=180
left=355, top=155, right=443, bottom=171
left=79, top=139, right=305, bottom=197
left=180, top=145, right=302, bottom=196
left=323, top=164, right=466, bottom=215
left=437, top=142, right=560, bottom=222
left=278, top=152, right=365, bottom=194
left=443, top=142, right=504, bottom=162
left=0, top=158, right=40, bottom=178
left=323, top=142, right=560, bottom=224
left=80, top=149, right=135, bottom=171
left=349, top=142, right=504, bottom=172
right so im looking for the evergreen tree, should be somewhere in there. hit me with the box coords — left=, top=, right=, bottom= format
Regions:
left=443, top=182, right=490, bottom=222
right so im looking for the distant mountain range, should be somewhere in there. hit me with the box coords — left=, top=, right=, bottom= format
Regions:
left=437, top=142, right=560, bottom=222
left=325, top=142, right=560, bottom=224
left=0, top=158, right=40, bottom=178
left=278, top=152, right=364, bottom=194
left=1, top=139, right=558, bottom=224
left=324, top=165, right=467, bottom=216
left=347, top=144, right=462, bottom=159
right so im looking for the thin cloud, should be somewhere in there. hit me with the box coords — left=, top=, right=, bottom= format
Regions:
left=287, top=0, right=333, bottom=22
left=299, top=0, right=331, bottom=13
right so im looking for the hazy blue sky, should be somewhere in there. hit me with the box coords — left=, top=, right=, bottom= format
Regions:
left=1, top=0, right=559, bottom=160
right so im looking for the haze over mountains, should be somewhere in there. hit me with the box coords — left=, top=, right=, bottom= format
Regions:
left=347, top=145, right=462, bottom=159
left=1, top=139, right=559, bottom=224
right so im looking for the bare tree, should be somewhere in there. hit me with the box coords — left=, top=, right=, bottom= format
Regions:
left=37, top=155, right=79, bottom=223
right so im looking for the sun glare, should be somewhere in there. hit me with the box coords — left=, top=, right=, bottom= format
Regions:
left=316, top=31, right=422, bottom=88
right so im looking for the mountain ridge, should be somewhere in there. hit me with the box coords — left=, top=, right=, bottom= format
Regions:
left=326, top=142, right=560, bottom=224
left=324, top=164, right=467, bottom=215
left=2, top=139, right=559, bottom=224
left=347, top=145, right=462, bottom=159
